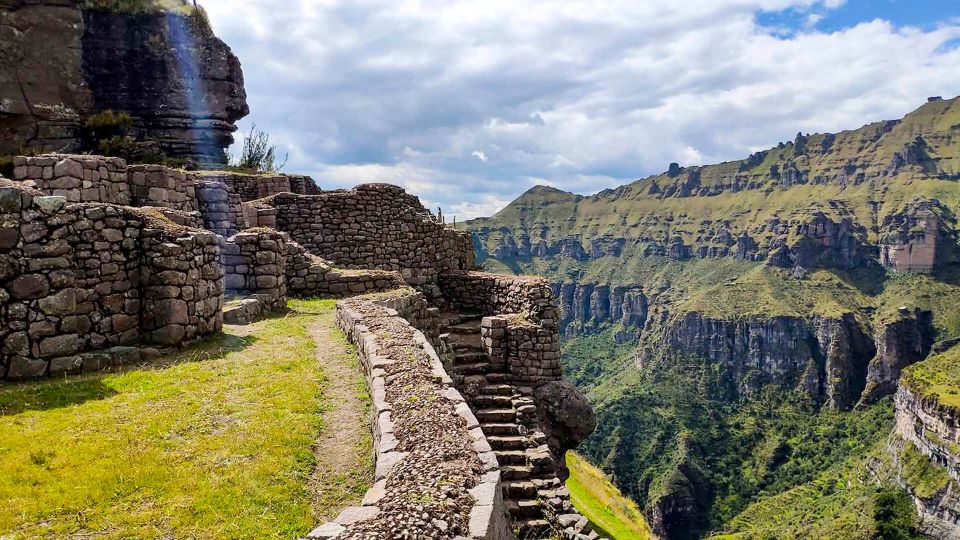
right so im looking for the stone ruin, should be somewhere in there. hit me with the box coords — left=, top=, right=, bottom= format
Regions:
left=1, top=153, right=604, bottom=540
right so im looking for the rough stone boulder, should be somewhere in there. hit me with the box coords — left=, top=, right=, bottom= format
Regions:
left=533, top=379, right=596, bottom=481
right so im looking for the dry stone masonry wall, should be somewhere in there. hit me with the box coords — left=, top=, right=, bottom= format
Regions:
left=0, top=179, right=224, bottom=379
left=251, top=185, right=475, bottom=290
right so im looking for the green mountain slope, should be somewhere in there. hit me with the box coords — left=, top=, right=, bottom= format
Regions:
left=467, top=96, right=960, bottom=539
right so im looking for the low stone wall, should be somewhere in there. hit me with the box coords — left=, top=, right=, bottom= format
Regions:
left=251, top=184, right=475, bottom=289
left=441, top=272, right=562, bottom=384
left=13, top=154, right=130, bottom=204
left=304, top=290, right=510, bottom=540
left=195, top=171, right=319, bottom=201
left=128, top=164, right=198, bottom=213
left=0, top=180, right=223, bottom=379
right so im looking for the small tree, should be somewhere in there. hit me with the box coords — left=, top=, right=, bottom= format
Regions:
left=232, top=124, right=288, bottom=173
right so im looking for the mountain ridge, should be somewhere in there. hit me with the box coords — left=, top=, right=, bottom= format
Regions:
left=465, top=95, right=960, bottom=539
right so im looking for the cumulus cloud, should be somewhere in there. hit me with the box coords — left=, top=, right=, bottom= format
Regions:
left=203, top=0, right=960, bottom=219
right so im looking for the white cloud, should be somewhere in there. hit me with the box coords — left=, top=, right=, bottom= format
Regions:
left=203, top=0, right=960, bottom=218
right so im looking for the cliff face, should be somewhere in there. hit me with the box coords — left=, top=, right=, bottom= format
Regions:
left=891, top=377, right=960, bottom=539
left=0, top=0, right=248, bottom=165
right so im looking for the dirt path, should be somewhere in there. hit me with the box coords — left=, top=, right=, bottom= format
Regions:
left=307, top=314, right=373, bottom=520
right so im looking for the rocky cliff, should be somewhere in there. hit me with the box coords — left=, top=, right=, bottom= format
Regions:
left=892, top=348, right=960, bottom=538
left=468, top=97, right=960, bottom=410
left=0, top=0, right=248, bottom=166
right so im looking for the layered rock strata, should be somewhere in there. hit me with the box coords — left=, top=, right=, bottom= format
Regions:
left=892, top=383, right=960, bottom=538
left=1, top=1, right=248, bottom=165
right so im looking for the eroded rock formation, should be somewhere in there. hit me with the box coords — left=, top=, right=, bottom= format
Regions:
left=1, top=1, right=248, bottom=165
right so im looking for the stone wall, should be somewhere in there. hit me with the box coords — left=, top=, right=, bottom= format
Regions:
left=140, top=228, right=223, bottom=345
left=0, top=179, right=223, bottom=379
left=128, top=165, right=198, bottom=213
left=223, top=229, right=288, bottom=313
left=195, top=171, right=319, bottom=202
left=11, top=154, right=328, bottom=239
left=304, top=291, right=511, bottom=540
left=440, top=271, right=563, bottom=384
left=252, top=185, right=475, bottom=289
left=13, top=154, right=130, bottom=204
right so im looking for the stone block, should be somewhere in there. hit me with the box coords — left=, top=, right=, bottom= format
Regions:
left=39, top=334, right=79, bottom=358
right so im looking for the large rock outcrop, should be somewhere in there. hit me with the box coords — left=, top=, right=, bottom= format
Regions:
left=1, top=0, right=248, bottom=165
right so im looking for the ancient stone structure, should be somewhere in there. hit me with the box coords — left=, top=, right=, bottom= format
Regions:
left=3, top=152, right=600, bottom=539
left=250, top=186, right=475, bottom=290
left=1, top=1, right=248, bottom=165
left=0, top=178, right=223, bottom=378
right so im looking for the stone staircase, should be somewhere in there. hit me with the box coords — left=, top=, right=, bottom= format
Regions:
left=441, top=315, right=603, bottom=540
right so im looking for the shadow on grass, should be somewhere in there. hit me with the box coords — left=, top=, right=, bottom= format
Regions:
left=0, top=332, right=259, bottom=417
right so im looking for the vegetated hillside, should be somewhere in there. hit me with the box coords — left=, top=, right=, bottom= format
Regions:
left=566, top=452, right=656, bottom=540
left=466, top=96, right=960, bottom=539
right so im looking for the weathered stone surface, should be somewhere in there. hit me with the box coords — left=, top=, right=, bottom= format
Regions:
left=10, top=274, right=49, bottom=300
left=0, top=1, right=248, bottom=166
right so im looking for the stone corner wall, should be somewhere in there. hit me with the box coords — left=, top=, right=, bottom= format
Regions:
left=0, top=179, right=224, bottom=379
left=303, top=290, right=512, bottom=540
left=440, top=271, right=562, bottom=384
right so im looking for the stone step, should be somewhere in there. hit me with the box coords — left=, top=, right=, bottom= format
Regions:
left=485, top=372, right=513, bottom=383
left=480, top=422, right=522, bottom=436
left=501, top=465, right=533, bottom=481
left=495, top=449, right=528, bottom=465
left=475, top=408, right=516, bottom=423
left=516, top=518, right=551, bottom=537
left=502, top=480, right=538, bottom=499
left=440, top=312, right=483, bottom=327
left=447, top=321, right=483, bottom=334
left=470, top=394, right=513, bottom=407
left=453, top=351, right=488, bottom=365
left=479, top=384, right=515, bottom=396
left=448, top=333, right=483, bottom=349
left=451, top=362, right=492, bottom=375
left=487, top=435, right=529, bottom=450
left=507, top=499, right=543, bottom=519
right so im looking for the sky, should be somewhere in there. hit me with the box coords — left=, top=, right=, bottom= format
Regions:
left=202, top=0, right=960, bottom=220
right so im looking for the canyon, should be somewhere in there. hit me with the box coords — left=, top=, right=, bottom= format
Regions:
left=467, top=96, right=960, bottom=538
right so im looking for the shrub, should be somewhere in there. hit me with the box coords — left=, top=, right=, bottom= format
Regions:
left=230, top=124, right=288, bottom=173
left=872, top=489, right=922, bottom=540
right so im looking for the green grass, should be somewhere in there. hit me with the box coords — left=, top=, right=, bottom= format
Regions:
left=0, top=299, right=366, bottom=540
left=567, top=452, right=656, bottom=540
left=901, top=345, right=960, bottom=409
left=898, top=438, right=952, bottom=499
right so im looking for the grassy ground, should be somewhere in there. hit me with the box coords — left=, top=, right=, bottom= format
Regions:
left=0, top=299, right=370, bottom=540
left=567, top=452, right=656, bottom=540
left=901, top=345, right=960, bottom=409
